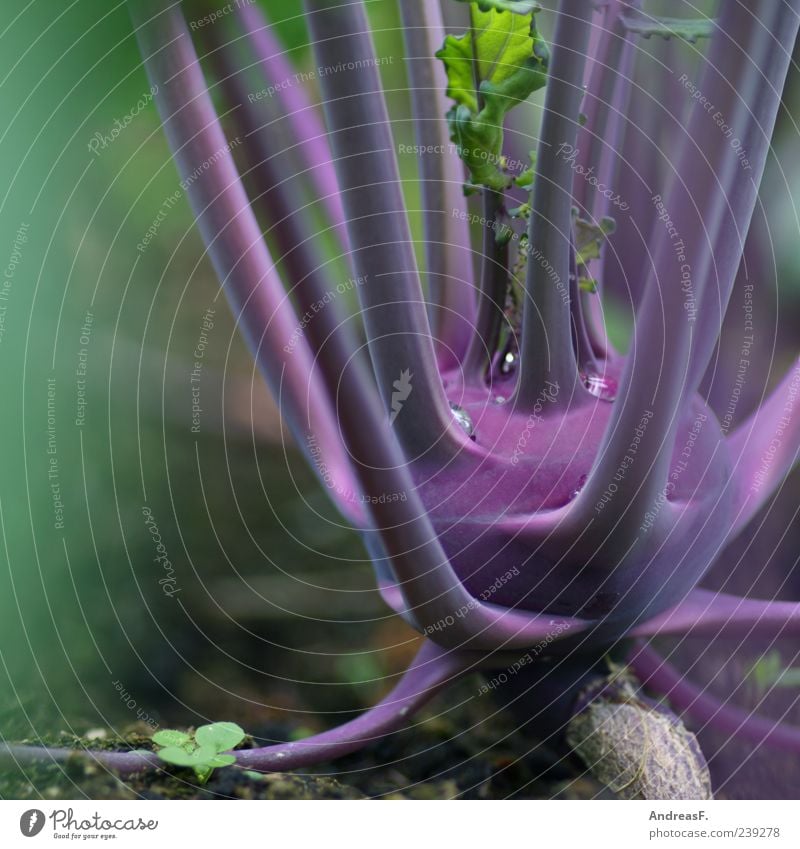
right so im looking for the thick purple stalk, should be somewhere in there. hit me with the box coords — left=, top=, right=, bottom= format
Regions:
left=630, top=644, right=800, bottom=755
left=687, top=0, right=800, bottom=390
left=237, top=2, right=349, bottom=249
left=463, top=189, right=509, bottom=381
left=303, top=0, right=461, bottom=461
left=0, top=642, right=470, bottom=776
left=573, top=0, right=638, bottom=226
left=727, top=358, right=800, bottom=534
left=560, top=0, right=800, bottom=544
left=129, top=0, right=361, bottom=509
left=631, top=589, right=800, bottom=641
left=517, top=0, right=594, bottom=410
left=202, top=14, right=369, bottom=391
left=399, top=0, right=476, bottom=370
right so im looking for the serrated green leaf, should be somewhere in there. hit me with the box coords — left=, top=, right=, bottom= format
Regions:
left=452, top=0, right=541, bottom=17
left=575, top=217, right=616, bottom=266
left=437, top=8, right=544, bottom=114
left=152, top=729, right=191, bottom=748
left=436, top=6, right=547, bottom=190
left=195, top=721, right=245, bottom=753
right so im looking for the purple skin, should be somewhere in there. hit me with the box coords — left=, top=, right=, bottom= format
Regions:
left=4, top=0, right=800, bottom=784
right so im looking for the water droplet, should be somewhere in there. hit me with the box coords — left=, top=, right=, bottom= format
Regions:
left=583, top=372, right=617, bottom=402
left=450, top=402, right=475, bottom=438
left=492, top=395, right=507, bottom=405
left=399, top=706, right=410, bottom=717
left=501, top=351, right=517, bottom=375
left=275, top=752, right=286, bottom=759
left=570, top=474, right=588, bottom=500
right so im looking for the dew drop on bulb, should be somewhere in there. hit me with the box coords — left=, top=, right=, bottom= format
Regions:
left=570, top=474, right=588, bottom=501
left=583, top=372, right=617, bottom=402
left=500, top=351, right=517, bottom=376
left=492, top=395, right=507, bottom=405
left=450, top=402, right=475, bottom=438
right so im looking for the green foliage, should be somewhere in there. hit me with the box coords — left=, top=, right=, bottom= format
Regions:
left=437, top=3, right=547, bottom=190
left=748, top=651, right=800, bottom=696
left=153, top=722, right=245, bottom=784
left=574, top=215, right=617, bottom=266
left=620, top=10, right=715, bottom=44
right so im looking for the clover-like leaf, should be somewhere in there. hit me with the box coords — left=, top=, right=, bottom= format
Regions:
left=152, top=729, right=191, bottom=748
left=156, top=744, right=219, bottom=768
left=194, top=721, right=245, bottom=753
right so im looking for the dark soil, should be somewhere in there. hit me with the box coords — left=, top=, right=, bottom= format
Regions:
left=1, top=678, right=610, bottom=800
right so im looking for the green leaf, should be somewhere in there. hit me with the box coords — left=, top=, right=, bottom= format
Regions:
left=152, top=729, right=191, bottom=748
left=620, top=10, right=715, bottom=44
left=436, top=5, right=547, bottom=190
left=194, top=721, right=245, bottom=753
left=437, top=8, right=546, bottom=114
left=157, top=744, right=219, bottom=767
left=575, top=216, right=616, bottom=266
left=206, top=753, right=237, bottom=768
left=452, top=0, right=541, bottom=18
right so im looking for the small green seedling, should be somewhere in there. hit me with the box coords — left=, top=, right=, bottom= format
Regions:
left=152, top=722, right=245, bottom=784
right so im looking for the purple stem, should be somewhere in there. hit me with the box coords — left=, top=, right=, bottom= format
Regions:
left=517, top=0, right=594, bottom=411
left=573, top=0, right=638, bottom=228
left=236, top=2, right=349, bottom=250
left=303, top=0, right=462, bottom=460
left=0, top=642, right=471, bottom=777
left=630, top=643, right=800, bottom=755
left=202, top=13, right=366, bottom=386
left=559, top=1, right=799, bottom=545
left=399, top=0, right=476, bottom=370
left=686, top=0, right=800, bottom=390
left=631, top=589, right=800, bottom=641
left=128, top=0, right=362, bottom=513
left=463, top=189, right=509, bottom=382
left=727, top=358, right=800, bottom=536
